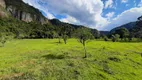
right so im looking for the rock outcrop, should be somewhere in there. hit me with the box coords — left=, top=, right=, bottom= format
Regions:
left=0, top=0, right=48, bottom=24
left=0, top=0, right=8, bottom=18
left=0, top=0, right=6, bottom=8
left=6, top=5, right=48, bottom=24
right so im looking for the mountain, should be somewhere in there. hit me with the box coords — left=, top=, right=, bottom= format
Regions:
left=100, top=31, right=109, bottom=35
left=0, top=0, right=48, bottom=24
left=0, top=0, right=100, bottom=39
left=49, top=19, right=83, bottom=28
left=110, top=22, right=136, bottom=33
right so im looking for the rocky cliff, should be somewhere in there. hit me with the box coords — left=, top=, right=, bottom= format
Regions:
left=0, top=0, right=8, bottom=18
left=0, top=0, right=48, bottom=24
left=0, top=0, right=5, bottom=8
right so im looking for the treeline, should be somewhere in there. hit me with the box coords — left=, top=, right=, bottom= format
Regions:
left=0, top=18, right=99, bottom=39
left=0, top=16, right=142, bottom=42
left=105, top=16, right=142, bottom=42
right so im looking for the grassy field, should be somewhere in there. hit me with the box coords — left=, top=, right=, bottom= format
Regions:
left=0, top=39, right=142, bottom=80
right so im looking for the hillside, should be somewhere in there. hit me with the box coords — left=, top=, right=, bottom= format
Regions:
left=110, top=22, right=136, bottom=33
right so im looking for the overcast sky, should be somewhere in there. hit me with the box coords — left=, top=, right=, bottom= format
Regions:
left=23, top=0, right=142, bottom=31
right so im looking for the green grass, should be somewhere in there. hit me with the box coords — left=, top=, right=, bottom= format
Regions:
left=0, top=39, right=142, bottom=80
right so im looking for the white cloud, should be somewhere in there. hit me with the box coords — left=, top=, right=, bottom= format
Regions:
left=22, top=0, right=142, bottom=31
left=104, top=0, right=113, bottom=8
left=60, top=16, right=78, bottom=24
left=121, top=0, right=128, bottom=3
left=105, top=7, right=142, bottom=30
left=23, top=0, right=109, bottom=30
left=106, top=12, right=115, bottom=20
left=23, top=0, right=55, bottom=19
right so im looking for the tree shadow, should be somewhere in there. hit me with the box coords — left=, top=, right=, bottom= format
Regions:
left=42, top=54, right=65, bottom=59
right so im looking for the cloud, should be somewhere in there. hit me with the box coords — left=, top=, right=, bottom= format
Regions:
left=104, top=0, right=113, bottom=8
left=60, top=15, right=78, bottom=24
left=23, top=0, right=109, bottom=30
left=23, top=0, right=55, bottom=19
left=22, top=0, right=142, bottom=31
left=121, top=0, right=128, bottom=3
left=106, top=12, right=115, bottom=20
left=105, top=7, right=142, bottom=30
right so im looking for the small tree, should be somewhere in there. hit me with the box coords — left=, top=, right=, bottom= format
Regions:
left=115, top=34, right=120, bottom=42
left=75, top=28, right=93, bottom=58
left=104, top=36, right=109, bottom=41
left=112, top=34, right=120, bottom=42
left=0, top=33, right=13, bottom=47
left=62, top=34, right=68, bottom=44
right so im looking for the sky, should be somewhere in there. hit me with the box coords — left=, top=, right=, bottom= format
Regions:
left=23, top=0, right=142, bottom=31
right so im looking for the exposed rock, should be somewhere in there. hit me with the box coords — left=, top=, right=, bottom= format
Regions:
left=6, top=5, right=48, bottom=24
left=0, top=0, right=48, bottom=24
left=0, top=11, right=6, bottom=18
left=0, top=0, right=7, bottom=18
left=0, top=0, right=6, bottom=8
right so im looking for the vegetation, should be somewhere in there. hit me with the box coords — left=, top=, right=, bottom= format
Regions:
left=62, top=34, right=68, bottom=44
left=75, top=28, right=93, bottom=58
left=111, top=34, right=120, bottom=42
left=0, top=32, right=13, bottom=47
left=0, top=39, right=142, bottom=80
left=0, top=0, right=142, bottom=80
left=113, top=27, right=129, bottom=41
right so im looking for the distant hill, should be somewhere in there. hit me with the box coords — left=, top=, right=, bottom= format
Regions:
left=49, top=19, right=83, bottom=29
left=100, top=31, right=109, bottom=35
left=110, top=22, right=136, bottom=33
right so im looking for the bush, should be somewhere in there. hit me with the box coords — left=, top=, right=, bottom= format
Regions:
left=111, top=34, right=120, bottom=42
left=104, top=36, right=109, bottom=41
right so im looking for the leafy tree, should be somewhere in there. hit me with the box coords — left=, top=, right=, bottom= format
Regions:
left=104, top=36, right=109, bottom=41
left=128, top=32, right=134, bottom=42
left=112, top=34, right=120, bottom=42
left=55, top=27, right=62, bottom=43
left=0, top=33, right=13, bottom=47
left=75, top=27, right=93, bottom=58
left=62, top=34, right=68, bottom=44
left=114, top=27, right=129, bottom=41
left=91, top=29, right=100, bottom=39
left=135, top=31, right=142, bottom=41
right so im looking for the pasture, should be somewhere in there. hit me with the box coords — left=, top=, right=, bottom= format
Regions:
left=0, top=39, right=142, bottom=80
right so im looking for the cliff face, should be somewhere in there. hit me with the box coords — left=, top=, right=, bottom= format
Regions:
left=6, top=5, right=48, bottom=24
left=0, top=0, right=8, bottom=18
left=0, top=0, right=48, bottom=24
left=0, top=0, right=6, bottom=8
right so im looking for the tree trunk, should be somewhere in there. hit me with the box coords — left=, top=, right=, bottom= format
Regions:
left=83, top=45, right=87, bottom=58
left=83, top=41, right=87, bottom=58
left=64, top=39, right=66, bottom=44
left=58, top=37, right=61, bottom=43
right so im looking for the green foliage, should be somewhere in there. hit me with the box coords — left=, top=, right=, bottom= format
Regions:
left=75, top=28, right=93, bottom=44
left=91, top=29, right=100, bottom=39
left=114, top=27, right=129, bottom=40
left=62, top=34, right=68, bottom=44
left=104, top=36, right=109, bottom=41
left=75, top=27, right=93, bottom=58
left=0, top=33, right=13, bottom=47
left=112, top=34, right=120, bottom=42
